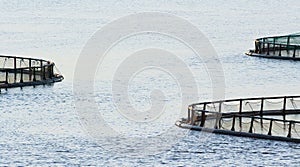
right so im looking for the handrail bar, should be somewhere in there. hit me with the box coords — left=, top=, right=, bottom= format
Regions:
left=0, top=55, right=49, bottom=63
left=191, top=110, right=300, bottom=125
left=0, top=63, right=54, bottom=71
left=233, top=115, right=300, bottom=124
left=191, top=95, right=300, bottom=106
left=257, top=34, right=300, bottom=41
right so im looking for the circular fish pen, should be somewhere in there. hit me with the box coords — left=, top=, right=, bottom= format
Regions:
left=246, top=33, right=300, bottom=60
left=0, top=55, right=63, bottom=91
left=177, top=96, right=300, bottom=143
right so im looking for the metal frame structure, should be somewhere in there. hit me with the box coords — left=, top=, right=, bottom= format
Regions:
left=176, top=96, right=300, bottom=143
left=246, top=33, right=300, bottom=60
left=0, top=55, right=63, bottom=91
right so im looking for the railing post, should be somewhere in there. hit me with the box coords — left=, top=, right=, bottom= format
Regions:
left=231, top=115, right=236, bottom=131
left=262, top=39, right=265, bottom=52
left=249, top=117, right=254, bottom=133
left=267, top=43, right=270, bottom=55
left=260, top=98, right=264, bottom=117
left=293, top=46, right=296, bottom=58
left=273, top=38, right=276, bottom=55
left=200, top=111, right=206, bottom=127
left=191, top=108, right=195, bottom=125
left=20, top=69, right=23, bottom=83
left=40, top=60, right=43, bottom=69
left=51, top=64, right=54, bottom=78
left=218, top=102, right=222, bottom=128
left=255, top=40, right=260, bottom=53
left=29, top=59, right=32, bottom=81
left=40, top=60, right=43, bottom=80
left=287, top=121, right=292, bottom=138
left=51, top=63, right=55, bottom=78
left=187, top=107, right=191, bottom=123
left=48, top=64, right=52, bottom=78
left=279, top=44, right=282, bottom=56
left=33, top=68, right=36, bottom=81
left=187, top=106, right=191, bottom=123
left=239, top=99, right=242, bottom=129
left=283, top=97, right=287, bottom=121
left=239, top=99, right=243, bottom=129
left=260, top=98, right=264, bottom=128
left=14, top=57, right=17, bottom=82
left=5, top=70, right=8, bottom=84
left=203, top=103, right=207, bottom=111
left=268, top=120, right=273, bottom=135
left=214, top=115, right=219, bottom=129
left=43, top=66, right=46, bottom=80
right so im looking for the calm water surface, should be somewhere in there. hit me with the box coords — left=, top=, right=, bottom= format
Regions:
left=1, top=0, right=300, bottom=166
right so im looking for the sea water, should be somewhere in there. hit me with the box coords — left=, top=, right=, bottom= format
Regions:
left=1, top=0, right=300, bottom=166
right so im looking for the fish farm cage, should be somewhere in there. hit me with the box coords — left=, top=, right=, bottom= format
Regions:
left=246, top=33, right=300, bottom=60
left=176, top=96, right=300, bottom=143
left=0, top=55, right=63, bottom=91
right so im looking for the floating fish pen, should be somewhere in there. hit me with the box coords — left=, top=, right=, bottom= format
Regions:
left=0, top=55, right=63, bottom=91
left=176, top=96, right=300, bottom=143
left=246, top=33, right=300, bottom=60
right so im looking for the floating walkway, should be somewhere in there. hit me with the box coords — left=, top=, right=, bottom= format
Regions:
left=246, top=33, right=300, bottom=60
left=0, top=55, right=63, bottom=91
left=176, top=96, right=300, bottom=143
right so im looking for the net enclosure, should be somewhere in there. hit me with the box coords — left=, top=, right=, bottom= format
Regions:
left=247, top=33, right=300, bottom=60
left=176, top=95, right=300, bottom=143
left=0, top=55, right=63, bottom=90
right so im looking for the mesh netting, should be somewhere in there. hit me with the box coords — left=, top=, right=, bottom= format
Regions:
left=218, top=116, right=300, bottom=139
left=260, top=33, right=300, bottom=46
left=253, top=33, right=300, bottom=58
left=272, top=120, right=289, bottom=137
left=193, top=111, right=220, bottom=129
left=242, top=100, right=261, bottom=112
left=221, top=101, right=240, bottom=113
left=206, top=103, right=219, bottom=112
left=196, top=97, right=300, bottom=114
left=0, top=57, right=45, bottom=69
left=287, top=98, right=300, bottom=109
left=292, top=123, right=300, bottom=138
left=0, top=55, right=58, bottom=85
left=264, top=99, right=284, bottom=111
left=189, top=96, right=300, bottom=140
left=193, top=104, right=204, bottom=111
left=249, top=118, right=269, bottom=134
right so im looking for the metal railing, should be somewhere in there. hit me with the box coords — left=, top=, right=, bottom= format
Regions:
left=253, top=35, right=300, bottom=58
left=184, top=95, right=300, bottom=140
left=189, top=110, right=300, bottom=139
left=0, top=55, right=62, bottom=89
left=255, top=41, right=300, bottom=57
left=190, top=95, right=300, bottom=114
